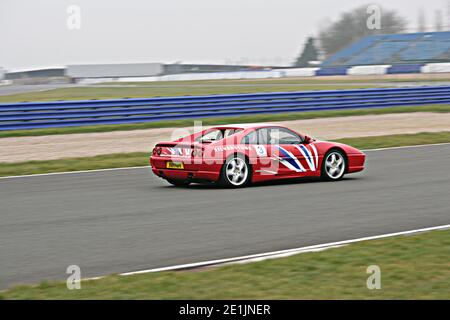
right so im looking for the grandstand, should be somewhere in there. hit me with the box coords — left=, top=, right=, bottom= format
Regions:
left=322, top=31, right=450, bottom=67
left=6, top=32, right=450, bottom=84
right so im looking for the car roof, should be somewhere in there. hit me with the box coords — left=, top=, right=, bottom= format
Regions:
left=211, top=123, right=287, bottom=130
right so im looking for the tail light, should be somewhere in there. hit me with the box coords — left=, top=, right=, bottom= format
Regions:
left=152, top=147, right=162, bottom=156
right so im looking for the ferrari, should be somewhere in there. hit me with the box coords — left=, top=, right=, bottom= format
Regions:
left=150, top=124, right=365, bottom=187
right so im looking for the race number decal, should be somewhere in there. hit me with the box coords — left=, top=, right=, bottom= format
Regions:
left=254, top=145, right=267, bottom=157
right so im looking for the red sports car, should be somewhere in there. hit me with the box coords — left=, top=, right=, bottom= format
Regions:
left=150, top=124, right=365, bottom=187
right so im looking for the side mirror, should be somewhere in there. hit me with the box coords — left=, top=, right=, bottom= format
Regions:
left=303, top=135, right=312, bottom=144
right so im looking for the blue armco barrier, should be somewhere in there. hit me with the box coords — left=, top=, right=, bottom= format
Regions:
left=0, top=86, right=449, bottom=130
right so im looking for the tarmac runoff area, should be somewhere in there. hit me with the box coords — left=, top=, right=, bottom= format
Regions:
left=0, top=112, right=449, bottom=163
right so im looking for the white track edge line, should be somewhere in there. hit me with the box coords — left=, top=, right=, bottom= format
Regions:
left=1, top=142, right=450, bottom=180
left=362, top=141, right=450, bottom=152
left=0, top=165, right=151, bottom=180
left=81, top=224, right=450, bottom=281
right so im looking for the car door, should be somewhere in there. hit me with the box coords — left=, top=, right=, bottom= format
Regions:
left=254, top=128, right=277, bottom=175
left=268, top=127, right=318, bottom=176
left=240, top=128, right=276, bottom=176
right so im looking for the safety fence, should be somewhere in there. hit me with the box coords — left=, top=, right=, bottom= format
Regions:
left=0, top=86, right=449, bottom=130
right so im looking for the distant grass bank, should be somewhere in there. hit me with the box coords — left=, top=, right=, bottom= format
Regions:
left=1, top=131, right=449, bottom=178
left=2, top=227, right=449, bottom=299
left=0, top=83, right=382, bottom=103
left=337, top=131, right=450, bottom=150
left=98, top=76, right=450, bottom=85
left=1, top=104, right=449, bottom=138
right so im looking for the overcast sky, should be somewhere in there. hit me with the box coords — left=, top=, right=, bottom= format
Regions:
left=1, top=0, right=449, bottom=71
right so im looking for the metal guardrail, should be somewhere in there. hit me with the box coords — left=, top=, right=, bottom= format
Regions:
left=0, top=86, right=449, bottom=130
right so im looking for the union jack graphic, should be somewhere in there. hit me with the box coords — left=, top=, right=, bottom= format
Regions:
left=274, top=144, right=318, bottom=172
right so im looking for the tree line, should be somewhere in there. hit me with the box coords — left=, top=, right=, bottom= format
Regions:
left=294, top=4, right=449, bottom=67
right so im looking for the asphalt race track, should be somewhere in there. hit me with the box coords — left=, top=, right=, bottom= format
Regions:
left=0, top=84, right=75, bottom=96
left=1, top=144, right=449, bottom=289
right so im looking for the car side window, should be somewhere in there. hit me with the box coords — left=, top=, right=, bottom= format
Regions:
left=267, top=127, right=302, bottom=145
left=241, top=130, right=257, bottom=144
left=241, top=128, right=302, bottom=145
left=224, top=128, right=242, bottom=137
left=257, top=128, right=270, bottom=145
left=196, top=129, right=223, bottom=142
left=241, top=128, right=269, bottom=144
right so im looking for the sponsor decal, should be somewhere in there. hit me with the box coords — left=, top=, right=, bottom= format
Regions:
left=214, top=145, right=250, bottom=152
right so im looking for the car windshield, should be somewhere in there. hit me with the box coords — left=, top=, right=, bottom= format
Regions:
left=268, top=128, right=302, bottom=144
left=196, top=128, right=242, bottom=143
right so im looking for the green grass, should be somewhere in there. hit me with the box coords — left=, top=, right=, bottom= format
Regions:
left=0, top=83, right=382, bottom=103
left=2, top=228, right=449, bottom=299
left=337, top=131, right=450, bottom=150
left=98, top=76, right=450, bottom=86
left=1, top=131, right=449, bottom=178
left=0, top=153, right=147, bottom=177
left=1, top=104, right=450, bottom=138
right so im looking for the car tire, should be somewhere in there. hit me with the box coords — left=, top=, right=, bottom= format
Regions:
left=321, top=149, right=346, bottom=181
left=166, top=179, right=191, bottom=187
left=219, top=154, right=251, bottom=188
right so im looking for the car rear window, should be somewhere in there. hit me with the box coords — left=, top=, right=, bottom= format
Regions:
left=196, top=128, right=242, bottom=143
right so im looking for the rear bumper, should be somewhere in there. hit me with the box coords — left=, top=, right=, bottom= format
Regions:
left=151, top=167, right=220, bottom=182
left=150, top=156, right=221, bottom=182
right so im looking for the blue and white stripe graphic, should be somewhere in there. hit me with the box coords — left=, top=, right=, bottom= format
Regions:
left=168, top=147, right=183, bottom=155
left=294, top=144, right=316, bottom=171
left=168, top=147, right=190, bottom=156
left=275, top=145, right=306, bottom=172
left=309, top=143, right=319, bottom=169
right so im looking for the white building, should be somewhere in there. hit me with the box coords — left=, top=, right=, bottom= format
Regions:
left=65, top=63, right=163, bottom=80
